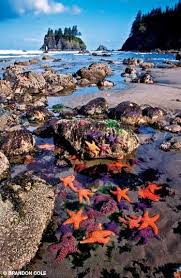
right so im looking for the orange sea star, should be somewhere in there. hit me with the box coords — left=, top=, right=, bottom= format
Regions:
left=147, top=182, right=161, bottom=194
left=107, top=161, right=130, bottom=172
left=63, top=209, right=88, bottom=230
left=77, top=188, right=93, bottom=204
left=85, top=141, right=100, bottom=157
left=110, top=187, right=132, bottom=203
left=138, top=188, right=160, bottom=202
left=139, top=211, right=160, bottom=235
left=80, top=229, right=115, bottom=244
left=119, top=215, right=142, bottom=229
left=60, top=175, right=78, bottom=192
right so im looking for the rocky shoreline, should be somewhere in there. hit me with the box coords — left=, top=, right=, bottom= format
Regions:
left=0, top=54, right=180, bottom=277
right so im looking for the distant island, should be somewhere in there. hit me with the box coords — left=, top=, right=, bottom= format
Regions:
left=41, top=26, right=86, bottom=51
left=122, top=1, right=181, bottom=51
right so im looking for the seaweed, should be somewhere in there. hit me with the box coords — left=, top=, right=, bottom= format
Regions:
left=52, top=104, right=64, bottom=113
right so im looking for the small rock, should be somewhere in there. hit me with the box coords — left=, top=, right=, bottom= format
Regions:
left=160, top=136, right=181, bottom=151
left=97, top=80, right=114, bottom=88
left=164, top=124, right=181, bottom=133
left=42, top=55, right=53, bottom=61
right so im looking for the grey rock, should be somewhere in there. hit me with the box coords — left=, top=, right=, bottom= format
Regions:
left=0, top=151, right=10, bottom=181
left=0, top=173, right=55, bottom=272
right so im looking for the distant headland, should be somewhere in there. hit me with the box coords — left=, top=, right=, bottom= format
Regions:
left=40, top=26, right=86, bottom=51
left=122, top=1, right=181, bottom=51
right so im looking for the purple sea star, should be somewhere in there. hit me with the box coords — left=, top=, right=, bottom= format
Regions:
left=132, top=228, right=159, bottom=244
left=81, top=218, right=101, bottom=235
left=104, top=221, right=120, bottom=235
left=48, top=233, right=79, bottom=264
left=55, top=224, right=73, bottom=241
left=106, top=134, right=117, bottom=145
left=134, top=202, right=151, bottom=212
left=118, top=200, right=129, bottom=210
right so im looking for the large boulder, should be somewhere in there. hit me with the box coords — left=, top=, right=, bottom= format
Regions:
left=0, top=151, right=10, bottom=181
left=3, top=65, right=24, bottom=83
left=74, top=63, right=112, bottom=85
left=53, top=118, right=139, bottom=159
left=109, top=101, right=143, bottom=125
left=43, top=70, right=76, bottom=95
left=0, top=174, right=55, bottom=272
left=14, top=71, right=46, bottom=95
left=1, top=128, right=35, bottom=157
left=77, top=97, right=108, bottom=116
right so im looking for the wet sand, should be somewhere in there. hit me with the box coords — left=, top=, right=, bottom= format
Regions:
left=53, top=67, right=181, bottom=110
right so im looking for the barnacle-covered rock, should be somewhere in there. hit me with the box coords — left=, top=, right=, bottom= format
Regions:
left=0, top=151, right=10, bottom=181
left=43, top=70, right=76, bottom=95
left=14, top=71, right=46, bottom=95
left=1, top=127, right=35, bottom=157
left=77, top=97, right=108, bottom=116
left=26, top=106, right=52, bottom=123
left=0, top=80, right=13, bottom=99
left=74, top=63, right=112, bottom=85
left=142, top=106, right=165, bottom=122
left=109, top=101, right=144, bottom=125
left=160, top=136, right=181, bottom=151
left=0, top=173, right=55, bottom=272
left=53, top=118, right=139, bottom=159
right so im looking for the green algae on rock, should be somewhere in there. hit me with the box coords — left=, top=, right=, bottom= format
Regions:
left=53, top=119, right=139, bottom=160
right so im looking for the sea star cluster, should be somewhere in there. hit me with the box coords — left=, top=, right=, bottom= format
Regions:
left=48, top=169, right=163, bottom=264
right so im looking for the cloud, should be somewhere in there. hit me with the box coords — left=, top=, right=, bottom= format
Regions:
left=72, top=5, right=82, bottom=15
left=13, top=0, right=67, bottom=15
left=0, top=0, right=82, bottom=21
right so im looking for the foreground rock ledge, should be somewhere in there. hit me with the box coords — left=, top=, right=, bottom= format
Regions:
left=53, top=119, right=139, bottom=159
left=0, top=174, right=55, bottom=272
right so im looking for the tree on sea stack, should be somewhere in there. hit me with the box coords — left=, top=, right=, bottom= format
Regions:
left=41, top=26, right=86, bottom=51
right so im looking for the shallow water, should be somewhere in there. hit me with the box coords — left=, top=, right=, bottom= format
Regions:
left=0, top=50, right=177, bottom=106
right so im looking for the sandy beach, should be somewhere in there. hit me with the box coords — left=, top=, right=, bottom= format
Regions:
left=54, top=67, right=181, bottom=110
